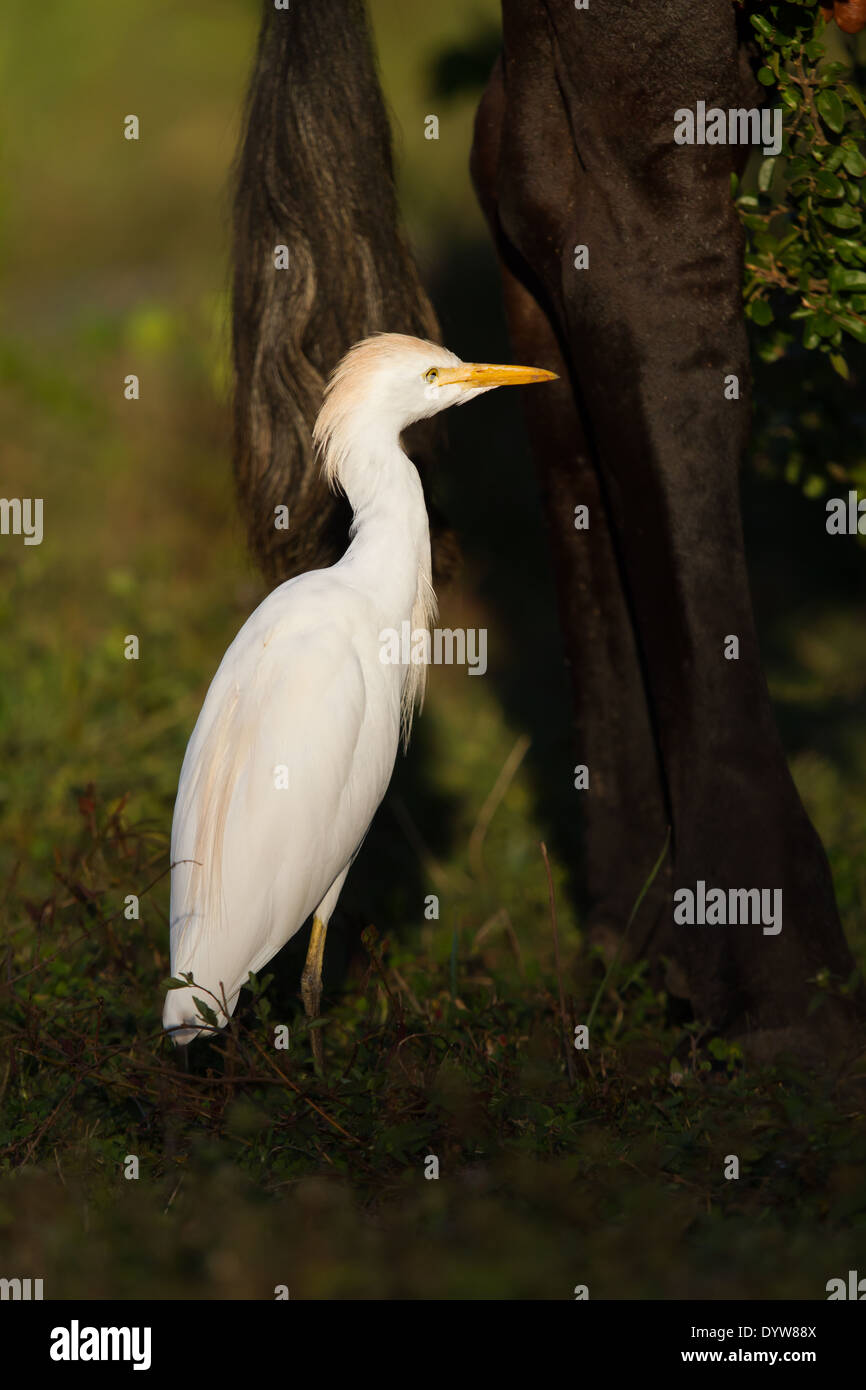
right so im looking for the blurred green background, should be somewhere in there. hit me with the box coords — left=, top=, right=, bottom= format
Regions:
left=1, top=0, right=865, bottom=1299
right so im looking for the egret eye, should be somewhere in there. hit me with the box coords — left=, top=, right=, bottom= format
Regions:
left=424, top=368, right=439, bottom=385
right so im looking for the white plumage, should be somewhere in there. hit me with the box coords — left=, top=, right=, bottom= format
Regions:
left=163, top=333, right=555, bottom=1056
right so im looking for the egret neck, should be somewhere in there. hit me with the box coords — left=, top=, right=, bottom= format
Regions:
left=330, top=437, right=435, bottom=736
left=337, top=440, right=431, bottom=624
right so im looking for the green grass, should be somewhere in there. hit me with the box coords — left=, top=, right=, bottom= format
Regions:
left=2, top=785, right=866, bottom=1299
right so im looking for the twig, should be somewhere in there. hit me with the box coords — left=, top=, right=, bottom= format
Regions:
left=246, top=1035, right=361, bottom=1145
left=540, top=841, right=575, bottom=1086
left=469, top=735, right=531, bottom=880
left=586, top=828, right=671, bottom=1036
left=472, top=908, right=525, bottom=977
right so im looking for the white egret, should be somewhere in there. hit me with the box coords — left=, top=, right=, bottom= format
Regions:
left=163, top=333, right=555, bottom=1063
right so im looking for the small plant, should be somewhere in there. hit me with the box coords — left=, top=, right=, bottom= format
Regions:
left=738, top=2, right=866, bottom=377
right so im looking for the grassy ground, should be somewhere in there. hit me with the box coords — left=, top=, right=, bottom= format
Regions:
left=1, top=1, right=865, bottom=1298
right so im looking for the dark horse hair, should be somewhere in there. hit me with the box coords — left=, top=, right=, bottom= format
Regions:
left=232, top=0, right=455, bottom=586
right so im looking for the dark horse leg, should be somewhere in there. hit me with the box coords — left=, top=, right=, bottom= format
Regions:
left=472, top=0, right=863, bottom=1055
left=472, top=76, right=673, bottom=968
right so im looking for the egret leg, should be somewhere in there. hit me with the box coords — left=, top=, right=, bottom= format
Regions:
left=300, top=914, right=328, bottom=1071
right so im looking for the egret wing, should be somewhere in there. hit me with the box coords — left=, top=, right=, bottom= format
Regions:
left=168, top=581, right=398, bottom=1024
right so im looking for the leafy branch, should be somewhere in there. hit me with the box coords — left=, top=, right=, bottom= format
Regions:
left=738, top=1, right=866, bottom=379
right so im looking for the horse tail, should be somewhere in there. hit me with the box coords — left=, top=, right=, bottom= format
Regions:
left=232, top=0, right=450, bottom=584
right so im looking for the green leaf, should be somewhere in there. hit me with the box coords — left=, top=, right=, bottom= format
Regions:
left=842, top=148, right=866, bottom=178
left=817, top=89, right=845, bottom=134
left=837, top=314, right=866, bottom=344
left=831, top=268, right=866, bottom=292
left=749, top=299, right=774, bottom=326
left=803, top=474, right=827, bottom=498
left=193, top=997, right=219, bottom=1027
left=847, top=86, right=866, bottom=124
left=758, top=157, right=776, bottom=194
left=750, top=14, right=775, bottom=38
left=829, top=353, right=850, bottom=379
left=833, top=238, right=866, bottom=265
left=786, top=157, right=810, bottom=180
left=814, top=170, right=844, bottom=199
left=818, top=205, right=862, bottom=230
left=757, top=66, right=775, bottom=87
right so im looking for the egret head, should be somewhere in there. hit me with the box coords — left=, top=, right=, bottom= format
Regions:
left=314, top=333, right=556, bottom=495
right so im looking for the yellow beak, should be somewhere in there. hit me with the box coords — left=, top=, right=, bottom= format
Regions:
left=436, top=362, right=558, bottom=389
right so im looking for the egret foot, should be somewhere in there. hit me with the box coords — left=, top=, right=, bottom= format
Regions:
left=301, top=914, right=328, bottom=1073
